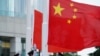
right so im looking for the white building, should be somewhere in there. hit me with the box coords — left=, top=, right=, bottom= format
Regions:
left=0, top=0, right=28, bottom=56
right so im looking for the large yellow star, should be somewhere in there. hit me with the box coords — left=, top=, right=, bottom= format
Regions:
left=53, top=3, right=64, bottom=16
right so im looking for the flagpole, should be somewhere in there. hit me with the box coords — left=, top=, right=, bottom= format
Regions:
left=41, top=0, right=49, bottom=56
left=26, top=0, right=34, bottom=56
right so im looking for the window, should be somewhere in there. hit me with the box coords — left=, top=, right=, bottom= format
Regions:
left=0, top=0, right=26, bottom=18
left=21, top=38, right=26, bottom=56
left=0, top=0, right=9, bottom=16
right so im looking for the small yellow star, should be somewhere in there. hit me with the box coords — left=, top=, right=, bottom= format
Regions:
left=67, top=19, right=71, bottom=24
left=73, top=8, right=78, bottom=12
left=72, top=15, right=77, bottom=19
left=53, top=3, right=64, bottom=16
left=70, top=3, right=74, bottom=7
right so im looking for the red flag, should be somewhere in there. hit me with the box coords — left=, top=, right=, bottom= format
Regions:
left=48, top=0, right=100, bottom=52
left=33, top=9, right=75, bottom=52
left=33, top=10, right=43, bottom=50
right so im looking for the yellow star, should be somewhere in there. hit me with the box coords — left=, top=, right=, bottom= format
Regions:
left=67, top=19, right=71, bottom=24
left=73, top=8, right=78, bottom=12
left=53, top=3, right=64, bottom=16
left=70, top=3, right=74, bottom=7
left=72, top=15, right=77, bottom=19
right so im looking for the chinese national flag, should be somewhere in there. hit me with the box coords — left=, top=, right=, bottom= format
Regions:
left=48, top=0, right=100, bottom=52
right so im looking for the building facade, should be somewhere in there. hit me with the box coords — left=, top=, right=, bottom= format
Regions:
left=0, top=0, right=27, bottom=56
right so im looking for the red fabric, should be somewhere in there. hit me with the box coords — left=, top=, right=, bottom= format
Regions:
left=48, top=0, right=100, bottom=52
left=33, top=10, right=77, bottom=52
left=33, top=10, right=43, bottom=50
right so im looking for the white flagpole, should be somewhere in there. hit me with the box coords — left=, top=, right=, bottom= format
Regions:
left=26, top=0, right=34, bottom=56
left=41, top=0, right=49, bottom=56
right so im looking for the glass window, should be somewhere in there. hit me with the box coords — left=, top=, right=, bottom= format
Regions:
left=0, top=0, right=26, bottom=18
left=8, top=0, right=14, bottom=16
left=14, top=0, right=26, bottom=18
left=21, top=38, right=26, bottom=56
left=0, top=0, right=9, bottom=16
left=0, top=37, right=10, bottom=56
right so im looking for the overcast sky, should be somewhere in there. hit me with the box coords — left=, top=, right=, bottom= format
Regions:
left=72, top=0, right=100, bottom=6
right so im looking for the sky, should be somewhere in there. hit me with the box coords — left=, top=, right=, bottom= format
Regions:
left=72, top=0, right=100, bottom=6
left=77, top=47, right=97, bottom=56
